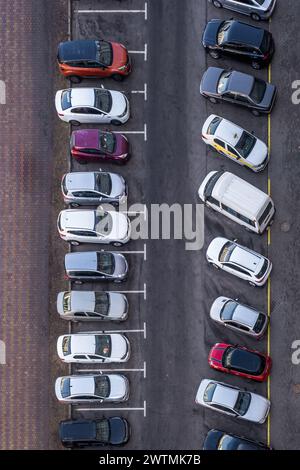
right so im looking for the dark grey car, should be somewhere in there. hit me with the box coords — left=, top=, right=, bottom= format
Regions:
left=61, top=171, right=127, bottom=207
left=208, top=0, right=276, bottom=21
left=64, top=251, right=128, bottom=283
left=200, top=67, right=276, bottom=115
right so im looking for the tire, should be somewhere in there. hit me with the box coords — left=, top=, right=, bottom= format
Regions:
left=251, top=13, right=261, bottom=21
left=252, top=109, right=260, bottom=117
left=111, top=119, right=122, bottom=126
left=68, top=75, right=82, bottom=84
left=251, top=61, right=261, bottom=70
left=69, top=120, right=81, bottom=126
left=111, top=74, right=124, bottom=82
left=213, top=0, right=222, bottom=7
left=209, top=49, right=220, bottom=60
left=70, top=240, right=80, bottom=246
left=209, top=97, right=219, bottom=104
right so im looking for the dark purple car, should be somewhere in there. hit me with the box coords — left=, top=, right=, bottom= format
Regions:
left=70, top=129, right=130, bottom=163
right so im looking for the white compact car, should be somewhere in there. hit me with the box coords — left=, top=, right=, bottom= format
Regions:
left=55, top=374, right=129, bottom=403
left=210, top=296, right=268, bottom=339
left=57, top=209, right=131, bottom=246
left=206, top=237, right=272, bottom=286
left=195, top=379, right=270, bottom=424
left=57, top=333, right=130, bottom=363
left=202, top=115, right=269, bottom=172
left=55, top=87, right=130, bottom=125
left=57, top=290, right=129, bottom=322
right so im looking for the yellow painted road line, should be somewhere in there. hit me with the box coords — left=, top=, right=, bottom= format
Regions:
left=267, top=54, right=272, bottom=448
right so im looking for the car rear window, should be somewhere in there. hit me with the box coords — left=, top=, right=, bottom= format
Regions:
left=61, top=90, right=72, bottom=110
left=258, top=202, right=272, bottom=226
left=207, top=117, right=222, bottom=135
left=96, top=419, right=110, bottom=442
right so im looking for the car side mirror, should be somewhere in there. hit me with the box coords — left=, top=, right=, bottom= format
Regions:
left=100, top=84, right=105, bottom=89
left=251, top=130, right=255, bottom=135
left=233, top=238, right=238, bottom=243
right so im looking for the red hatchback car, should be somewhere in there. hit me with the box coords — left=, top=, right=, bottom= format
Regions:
left=57, top=40, right=131, bottom=83
left=70, top=129, right=130, bottom=164
left=208, top=343, right=271, bottom=382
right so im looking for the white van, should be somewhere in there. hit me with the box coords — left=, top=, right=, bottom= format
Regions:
left=198, top=170, right=275, bottom=234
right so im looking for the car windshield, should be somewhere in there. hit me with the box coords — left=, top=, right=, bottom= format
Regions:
left=60, top=377, right=71, bottom=398
left=94, top=375, right=110, bottom=398
left=220, top=301, right=237, bottom=321
left=204, top=383, right=217, bottom=403
left=96, top=40, right=113, bottom=66
left=96, top=419, right=110, bottom=442
left=218, top=435, right=238, bottom=451
left=207, top=116, right=222, bottom=135
left=63, top=292, right=71, bottom=313
left=95, top=335, right=111, bottom=357
left=97, top=252, right=115, bottom=275
left=62, top=336, right=71, bottom=356
left=217, top=72, right=231, bottom=94
left=254, top=313, right=266, bottom=334
left=94, top=89, right=112, bottom=113
left=95, top=172, right=112, bottom=196
left=219, top=242, right=234, bottom=263
left=235, top=131, right=256, bottom=158
left=217, top=21, right=231, bottom=45
left=99, top=132, right=116, bottom=153
left=61, top=90, right=72, bottom=110
left=234, top=392, right=251, bottom=416
left=94, top=292, right=110, bottom=316
left=95, top=212, right=113, bottom=236
left=250, top=79, right=266, bottom=103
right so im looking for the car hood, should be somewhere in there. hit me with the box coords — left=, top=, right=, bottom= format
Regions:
left=108, top=293, right=128, bottom=319
left=109, top=374, right=128, bottom=400
left=200, top=67, right=224, bottom=95
left=243, top=393, right=270, bottom=423
left=209, top=344, right=227, bottom=362
left=108, top=212, right=130, bottom=241
left=114, top=133, right=129, bottom=156
left=109, top=417, right=128, bottom=445
left=195, top=379, right=211, bottom=404
left=209, top=296, right=230, bottom=321
left=246, top=138, right=268, bottom=167
left=109, top=173, right=126, bottom=198
left=109, top=90, right=127, bottom=117
left=111, top=42, right=128, bottom=68
left=203, top=430, right=223, bottom=450
left=202, top=19, right=222, bottom=47
left=57, top=291, right=66, bottom=316
left=110, top=334, right=129, bottom=360
left=113, top=253, right=128, bottom=277
left=258, top=82, right=276, bottom=110
left=55, top=90, right=63, bottom=114
left=206, top=237, right=229, bottom=262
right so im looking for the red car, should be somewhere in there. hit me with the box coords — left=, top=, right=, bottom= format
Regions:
left=208, top=343, right=271, bottom=382
left=70, top=129, right=130, bottom=164
left=57, top=40, right=131, bottom=83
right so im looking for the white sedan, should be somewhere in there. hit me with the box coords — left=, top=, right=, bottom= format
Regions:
left=57, top=209, right=131, bottom=246
left=57, top=332, right=130, bottom=363
left=206, top=237, right=272, bottom=287
left=55, top=87, right=130, bottom=125
left=55, top=374, right=129, bottom=403
left=196, top=379, right=270, bottom=424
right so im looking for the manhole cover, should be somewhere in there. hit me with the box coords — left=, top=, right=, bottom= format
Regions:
left=281, top=222, right=290, bottom=232
left=293, top=384, right=300, bottom=394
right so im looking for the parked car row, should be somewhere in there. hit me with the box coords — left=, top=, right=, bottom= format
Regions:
left=55, top=36, right=135, bottom=448
left=197, top=0, right=277, bottom=450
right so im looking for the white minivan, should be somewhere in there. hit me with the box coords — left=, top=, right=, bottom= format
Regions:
left=198, top=170, right=275, bottom=234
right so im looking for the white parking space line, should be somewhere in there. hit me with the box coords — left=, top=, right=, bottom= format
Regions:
left=128, top=43, right=147, bottom=61
left=114, top=123, right=147, bottom=142
left=131, top=83, right=147, bottom=102
left=111, top=283, right=147, bottom=300
left=76, top=1, right=148, bottom=21
left=76, top=362, right=147, bottom=378
left=0, top=340, right=6, bottom=365
left=76, top=401, right=147, bottom=417
left=115, top=243, right=147, bottom=261
left=98, top=323, right=146, bottom=339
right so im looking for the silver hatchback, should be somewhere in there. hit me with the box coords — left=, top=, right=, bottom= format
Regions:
left=209, top=0, right=276, bottom=21
left=61, top=171, right=127, bottom=207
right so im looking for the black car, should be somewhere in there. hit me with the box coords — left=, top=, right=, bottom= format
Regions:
left=200, top=67, right=276, bottom=115
left=203, top=429, right=271, bottom=450
left=202, top=19, right=274, bottom=69
left=60, top=417, right=130, bottom=448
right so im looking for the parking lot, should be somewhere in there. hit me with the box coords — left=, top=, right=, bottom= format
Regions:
left=1, top=0, right=300, bottom=451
